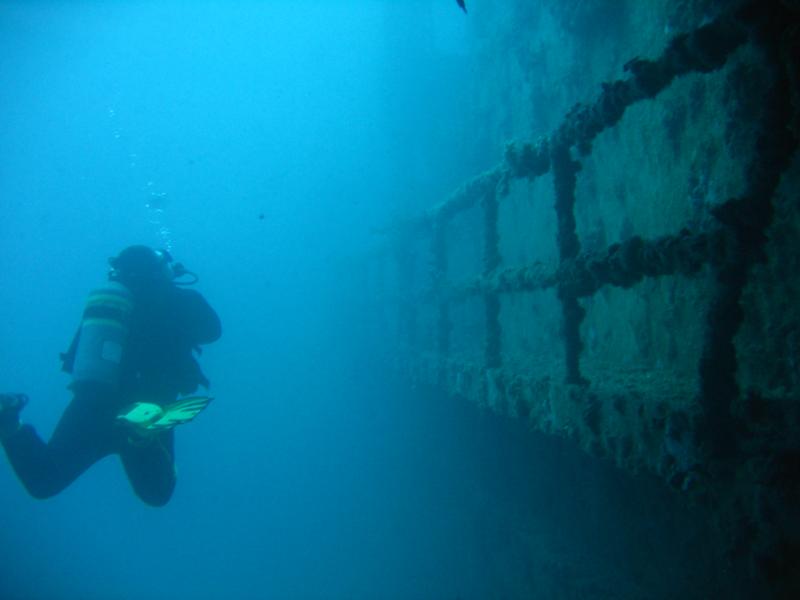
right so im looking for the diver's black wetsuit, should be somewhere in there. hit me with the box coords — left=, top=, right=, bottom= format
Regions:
left=1, top=286, right=221, bottom=506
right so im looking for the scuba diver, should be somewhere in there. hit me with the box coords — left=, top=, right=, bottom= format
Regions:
left=0, top=245, right=221, bottom=506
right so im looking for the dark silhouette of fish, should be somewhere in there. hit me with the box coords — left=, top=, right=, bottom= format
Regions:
left=456, top=0, right=466, bottom=14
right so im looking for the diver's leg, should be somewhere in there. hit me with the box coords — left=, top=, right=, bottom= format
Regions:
left=0, top=392, right=115, bottom=499
left=119, top=430, right=176, bottom=507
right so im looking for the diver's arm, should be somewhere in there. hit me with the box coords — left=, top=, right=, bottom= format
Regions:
left=177, top=288, right=222, bottom=345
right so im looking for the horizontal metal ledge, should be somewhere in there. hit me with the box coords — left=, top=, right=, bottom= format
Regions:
left=441, top=228, right=723, bottom=303
left=397, top=354, right=701, bottom=487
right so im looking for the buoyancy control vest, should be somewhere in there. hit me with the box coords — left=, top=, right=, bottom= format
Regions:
left=69, top=281, right=134, bottom=390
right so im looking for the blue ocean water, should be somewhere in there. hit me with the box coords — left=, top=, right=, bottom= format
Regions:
left=0, top=3, right=486, bottom=598
left=0, top=2, right=747, bottom=598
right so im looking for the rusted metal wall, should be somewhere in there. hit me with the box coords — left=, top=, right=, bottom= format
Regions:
left=376, top=0, right=800, bottom=591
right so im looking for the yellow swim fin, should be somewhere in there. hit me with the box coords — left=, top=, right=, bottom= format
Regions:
left=117, top=396, right=213, bottom=432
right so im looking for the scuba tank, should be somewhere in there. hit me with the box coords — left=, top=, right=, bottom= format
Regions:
left=71, top=281, right=134, bottom=389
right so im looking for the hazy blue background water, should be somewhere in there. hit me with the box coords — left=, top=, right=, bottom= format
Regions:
left=0, top=2, right=488, bottom=597
left=0, top=2, right=734, bottom=598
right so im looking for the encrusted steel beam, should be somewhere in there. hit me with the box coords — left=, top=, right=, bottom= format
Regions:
left=482, top=187, right=502, bottom=369
left=696, top=5, right=800, bottom=461
left=445, top=228, right=721, bottom=302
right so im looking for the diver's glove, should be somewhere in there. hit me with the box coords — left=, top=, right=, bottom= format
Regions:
left=116, top=395, right=213, bottom=434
